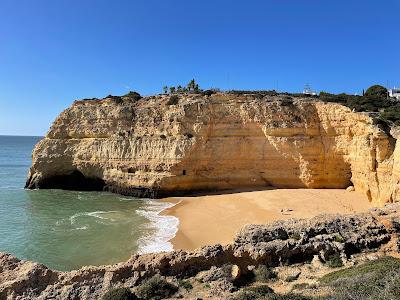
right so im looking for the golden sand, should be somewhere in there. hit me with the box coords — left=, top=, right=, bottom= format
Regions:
left=162, top=189, right=373, bottom=251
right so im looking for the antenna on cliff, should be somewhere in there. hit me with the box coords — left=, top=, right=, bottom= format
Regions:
left=303, top=83, right=316, bottom=96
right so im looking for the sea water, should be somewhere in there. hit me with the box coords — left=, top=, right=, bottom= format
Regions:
left=0, top=135, right=178, bottom=271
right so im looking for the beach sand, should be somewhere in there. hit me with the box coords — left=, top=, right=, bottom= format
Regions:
left=163, top=189, right=373, bottom=251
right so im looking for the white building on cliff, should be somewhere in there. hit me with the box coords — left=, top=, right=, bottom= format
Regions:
left=388, top=87, right=400, bottom=100
left=303, top=84, right=317, bottom=96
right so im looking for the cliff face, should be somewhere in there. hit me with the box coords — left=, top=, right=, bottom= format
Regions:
left=26, top=93, right=400, bottom=204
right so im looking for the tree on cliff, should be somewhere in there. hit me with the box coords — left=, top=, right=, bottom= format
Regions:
left=163, top=80, right=202, bottom=95
left=187, top=79, right=196, bottom=92
left=365, top=85, right=388, bottom=98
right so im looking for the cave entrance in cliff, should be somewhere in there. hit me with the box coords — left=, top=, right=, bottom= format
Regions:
left=40, top=170, right=105, bottom=191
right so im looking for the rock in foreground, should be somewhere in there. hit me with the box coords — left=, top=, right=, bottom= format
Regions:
left=2, top=203, right=400, bottom=299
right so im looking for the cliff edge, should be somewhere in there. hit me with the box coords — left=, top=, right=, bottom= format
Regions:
left=26, top=93, right=400, bottom=204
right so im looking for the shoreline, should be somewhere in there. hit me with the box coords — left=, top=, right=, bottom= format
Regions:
left=136, top=200, right=180, bottom=254
left=162, top=188, right=374, bottom=251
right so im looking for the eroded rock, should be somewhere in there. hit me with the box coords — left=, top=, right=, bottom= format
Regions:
left=25, top=93, right=400, bottom=204
left=2, top=204, right=400, bottom=299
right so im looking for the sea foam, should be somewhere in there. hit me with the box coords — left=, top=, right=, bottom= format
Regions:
left=136, top=200, right=179, bottom=254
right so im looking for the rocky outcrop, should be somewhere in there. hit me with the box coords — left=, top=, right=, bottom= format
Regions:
left=25, top=93, right=400, bottom=204
left=2, top=204, right=400, bottom=299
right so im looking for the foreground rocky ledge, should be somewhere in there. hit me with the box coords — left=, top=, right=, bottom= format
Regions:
left=2, top=203, right=400, bottom=300
left=25, top=93, right=400, bottom=204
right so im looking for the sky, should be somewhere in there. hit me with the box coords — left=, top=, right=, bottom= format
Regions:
left=0, top=0, right=399, bottom=136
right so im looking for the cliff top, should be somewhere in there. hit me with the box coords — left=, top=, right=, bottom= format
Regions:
left=69, top=89, right=400, bottom=128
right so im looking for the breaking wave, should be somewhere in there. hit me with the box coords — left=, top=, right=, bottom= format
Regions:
left=136, top=200, right=179, bottom=254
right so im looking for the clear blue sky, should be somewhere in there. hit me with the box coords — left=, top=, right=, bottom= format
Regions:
left=0, top=0, right=399, bottom=136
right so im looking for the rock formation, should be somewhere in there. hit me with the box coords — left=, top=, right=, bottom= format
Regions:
left=2, top=203, right=400, bottom=299
left=25, top=93, right=400, bottom=204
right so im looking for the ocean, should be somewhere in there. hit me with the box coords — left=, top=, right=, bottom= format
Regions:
left=0, top=135, right=178, bottom=271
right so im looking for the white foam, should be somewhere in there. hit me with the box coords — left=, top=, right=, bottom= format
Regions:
left=71, top=226, right=88, bottom=231
left=69, top=211, right=119, bottom=224
left=136, top=200, right=180, bottom=254
left=0, top=185, right=19, bottom=189
left=118, top=197, right=136, bottom=201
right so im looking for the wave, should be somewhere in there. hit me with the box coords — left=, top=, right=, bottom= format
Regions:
left=69, top=211, right=119, bottom=224
left=71, top=226, right=88, bottom=231
left=0, top=185, right=20, bottom=190
left=136, top=201, right=179, bottom=254
left=118, top=197, right=137, bottom=201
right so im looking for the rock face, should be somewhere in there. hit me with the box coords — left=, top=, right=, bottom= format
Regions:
left=2, top=204, right=400, bottom=299
left=25, top=93, right=400, bottom=204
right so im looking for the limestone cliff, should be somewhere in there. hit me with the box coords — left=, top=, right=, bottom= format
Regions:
left=25, top=93, right=400, bottom=204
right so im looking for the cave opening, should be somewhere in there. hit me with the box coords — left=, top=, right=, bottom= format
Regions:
left=39, top=170, right=105, bottom=191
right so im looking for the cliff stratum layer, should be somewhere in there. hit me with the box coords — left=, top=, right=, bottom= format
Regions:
left=26, top=93, right=400, bottom=204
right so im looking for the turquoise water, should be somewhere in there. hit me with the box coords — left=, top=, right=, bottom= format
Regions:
left=0, top=136, right=178, bottom=271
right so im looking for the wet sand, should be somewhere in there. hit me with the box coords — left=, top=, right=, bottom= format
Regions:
left=162, top=189, right=373, bottom=251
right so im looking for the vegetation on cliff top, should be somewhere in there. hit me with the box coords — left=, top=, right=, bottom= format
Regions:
left=80, top=81, right=399, bottom=126
left=320, top=256, right=400, bottom=300
left=97, top=257, right=400, bottom=300
left=318, top=85, right=400, bottom=125
left=163, top=79, right=202, bottom=94
left=101, top=287, right=137, bottom=300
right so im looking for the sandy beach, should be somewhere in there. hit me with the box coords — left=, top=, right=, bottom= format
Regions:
left=163, top=189, right=373, bottom=251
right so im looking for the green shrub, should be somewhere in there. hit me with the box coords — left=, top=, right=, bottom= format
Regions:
left=232, top=285, right=273, bottom=300
left=82, top=97, right=99, bottom=101
left=178, top=279, right=193, bottom=290
left=202, top=89, right=216, bottom=96
left=320, top=256, right=400, bottom=284
left=101, top=287, right=137, bottom=300
left=166, top=95, right=179, bottom=105
left=321, top=257, right=400, bottom=300
left=281, top=98, right=294, bottom=106
left=334, top=234, right=344, bottom=243
left=254, top=265, right=277, bottom=282
left=135, top=275, right=178, bottom=300
left=233, top=288, right=317, bottom=300
left=365, top=85, right=388, bottom=98
left=124, top=91, right=142, bottom=101
left=263, top=294, right=319, bottom=300
left=326, top=253, right=343, bottom=268
left=106, top=95, right=123, bottom=104
left=228, top=90, right=278, bottom=96
left=318, top=86, right=400, bottom=125
left=289, top=233, right=301, bottom=241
